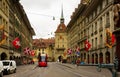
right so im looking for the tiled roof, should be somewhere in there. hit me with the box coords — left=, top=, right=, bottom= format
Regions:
left=33, top=38, right=55, bottom=48
left=33, top=39, right=40, bottom=46
left=55, top=23, right=66, bottom=33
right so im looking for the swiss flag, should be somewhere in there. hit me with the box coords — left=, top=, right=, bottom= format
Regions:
left=12, top=37, right=21, bottom=49
left=24, top=47, right=30, bottom=55
left=67, top=48, right=72, bottom=55
left=30, top=50, right=35, bottom=56
left=85, top=40, right=91, bottom=51
left=75, top=46, right=80, bottom=56
left=76, top=47, right=80, bottom=52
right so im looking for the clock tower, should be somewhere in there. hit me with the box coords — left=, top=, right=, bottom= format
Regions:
left=54, top=6, right=67, bottom=62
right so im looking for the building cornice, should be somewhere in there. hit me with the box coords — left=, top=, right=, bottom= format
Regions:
left=67, top=3, right=86, bottom=30
left=14, top=2, right=35, bottom=35
left=67, top=0, right=100, bottom=32
left=83, top=0, right=100, bottom=17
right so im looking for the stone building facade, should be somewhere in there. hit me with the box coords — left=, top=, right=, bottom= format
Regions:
left=67, top=0, right=115, bottom=64
left=33, top=38, right=55, bottom=62
left=0, top=0, right=9, bottom=60
left=0, top=0, right=35, bottom=65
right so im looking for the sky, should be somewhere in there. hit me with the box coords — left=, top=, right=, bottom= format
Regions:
left=20, top=0, right=80, bottom=39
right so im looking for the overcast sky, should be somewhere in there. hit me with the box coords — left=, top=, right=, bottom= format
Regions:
left=20, top=0, right=80, bottom=39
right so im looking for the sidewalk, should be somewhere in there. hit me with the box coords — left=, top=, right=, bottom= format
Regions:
left=59, top=63, right=112, bottom=77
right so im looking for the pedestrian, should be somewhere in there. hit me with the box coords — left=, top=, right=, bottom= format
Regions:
left=76, top=58, right=80, bottom=66
left=57, top=59, right=59, bottom=62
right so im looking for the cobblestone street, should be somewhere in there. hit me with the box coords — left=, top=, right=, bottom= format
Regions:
left=4, top=62, right=112, bottom=77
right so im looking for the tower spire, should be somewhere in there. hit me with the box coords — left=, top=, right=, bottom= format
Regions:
left=60, top=4, right=64, bottom=23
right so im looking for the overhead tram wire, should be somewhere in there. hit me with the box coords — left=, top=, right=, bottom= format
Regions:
left=30, top=19, right=55, bottom=39
left=25, top=11, right=56, bottom=38
left=26, top=12, right=57, bottom=20
left=26, top=11, right=70, bottom=25
left=26, top=11, right=67, bottom=38
left=30, top=23, right=41, bottom=38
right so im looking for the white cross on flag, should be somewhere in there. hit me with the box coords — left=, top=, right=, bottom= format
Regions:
left=12, top=37, right=21, bottom=49
left=85, top=40, right=91, bottom=51
left=24, top=47, right=30, bottom=55
left=67, top=48, right=72, bottom=55
left=30, top=50, right=35, bottom=56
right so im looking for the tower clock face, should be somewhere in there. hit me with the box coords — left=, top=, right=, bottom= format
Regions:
left=60, top=26, right=62, bottom=29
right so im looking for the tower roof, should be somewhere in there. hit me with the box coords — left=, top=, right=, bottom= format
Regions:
left=55, top=5, right=66, bottom=33
left=55, top=23, right=66, bottom=33
left=60, top=5, right=64, bottom=24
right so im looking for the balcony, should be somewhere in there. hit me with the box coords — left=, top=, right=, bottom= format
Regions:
left=92, top=47, right=95, bottom=50
left=98, top=44, right=104, bottom=49
left=91, top=47, right=94, bottom=50
left=80, top=47, right=85, bottom=51
left=0, top=45, right=9, bottom=49
left=78, top=35, right=87, bottom=43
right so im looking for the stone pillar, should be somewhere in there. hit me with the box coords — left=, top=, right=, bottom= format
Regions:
left=86, top=53, right=88, bottom=64
left=103, top=51, right=106, bottom=64
left=90, top=53, right=92, bottom=64
left=94, top=54, right=95, bottom=64
left=98, top=53, right=100, bottom=63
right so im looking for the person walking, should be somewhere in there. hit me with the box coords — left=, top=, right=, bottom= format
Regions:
left=76, top=57, right=80, bottom=66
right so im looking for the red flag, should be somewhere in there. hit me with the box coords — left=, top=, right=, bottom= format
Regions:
left=24, top=47, right=30, bottom=55
left=111, top=34, right=116, bottom=45
left=12, top=37, right=21, bottom=49
left=30, top=50, right=35, bottom=56
left=76, top=47, right=80, bottom=52
left=85, top=40, right=91, bottom=51
left=67, top=48, right=72, bottom=55
left=106, top=28, right=115, bottom=48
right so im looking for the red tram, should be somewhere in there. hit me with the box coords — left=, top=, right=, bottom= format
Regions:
left=38, top=53, right=47, bottom=67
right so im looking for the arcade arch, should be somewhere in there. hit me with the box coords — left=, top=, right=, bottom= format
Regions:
left=1, top=52, right=7, bottom=60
